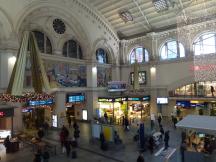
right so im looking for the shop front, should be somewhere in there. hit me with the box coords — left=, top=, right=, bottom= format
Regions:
left=97, top=96, right=150, bottom=125
left=0, top=106, right=14, bottom=139
left=65, top=93, right=86, bottom=121
left=22, top=99, right=54, bottom=129
left=127, top=96, right=150, bottom=124
left=175, top=100, right=212, bottom=117
left=97, top=97, right=127, bottom=124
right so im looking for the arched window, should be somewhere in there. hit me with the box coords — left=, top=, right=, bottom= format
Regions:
left=96, top=48, right=108, bottom=64
left=33, top=31, right=52, bottom=54
left=160, top=40, right=185, bottom=60
left=193, top=32, right=216, bottom=55
left=63, top=40, right=83, bottom=59
left=130, top=47, right=149, bottom=64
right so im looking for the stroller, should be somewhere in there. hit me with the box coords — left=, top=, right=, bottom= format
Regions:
left=152, top=132, right=162, bottom=148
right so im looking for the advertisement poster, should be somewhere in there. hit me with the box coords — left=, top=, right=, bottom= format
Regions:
left=97, top=66, right=112, bottom=87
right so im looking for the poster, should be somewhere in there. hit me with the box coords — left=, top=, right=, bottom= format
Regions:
left=97, top=66, right=112, bottom=87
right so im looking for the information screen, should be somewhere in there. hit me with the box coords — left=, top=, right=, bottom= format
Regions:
left=68, top=95, right=85, bottom=103
left=157, top=98, right=168, bottom=104
left=29, top=99, right=53, bottom=106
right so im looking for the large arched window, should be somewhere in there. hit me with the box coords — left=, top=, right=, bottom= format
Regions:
left=33, top=31, right=52, bottom=54
left=63, top=40, right=82, bottom=59
left=130, top=47, right=149, bottom=64
left=96, top=48, right=108, bottom=64
left=160, top=40, right=185, bottom=60
left=193, top=32, right=216, bottom=55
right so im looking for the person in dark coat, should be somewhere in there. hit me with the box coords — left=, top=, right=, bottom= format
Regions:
left=43, top=150, right=50, bottom=162
left=74, top=127, right=80, bottom=141
left=148, top=136, right=154, bottom=154
left=64, top=140, right=71, bottom=157
left=137, top=153, right=145, bottom=162
left=173, top=117, right=178, bottom=129
left=159, top=125, right=165, bottom=140
left=124, top=117, right=129, bottom=131
left=157, top=115, right=162, bottom=126
left=100, top=132, right=106, bottom=150
left=33, top=150, right=42, bottom=162
left=164, top=130, right=170, bottom=150
left=37, top=128, right=45, bottom=139
left=67, top=117, right=72, bottom=128
left=180, top=141, right=187, bottom=162
left=73, top=121, right=78, bottom=129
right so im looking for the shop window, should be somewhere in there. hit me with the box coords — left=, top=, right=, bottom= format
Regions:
left=130, top=47, right=149, bottom=64
left=130, top=71, right=147, bottom=85
left=193, top=33, right=216, bottom=55
left=32, top=31, right=52, bottom=54
left=63, top=40, right=83, bottom=59
left=96, top=48, right=108, bottom=64
left=160, top=40, right=185, bottom=60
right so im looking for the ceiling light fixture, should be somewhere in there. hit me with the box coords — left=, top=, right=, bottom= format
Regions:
left=152, top=0, right=169, bottom=12
left=119, top=10, right=133, bottom=23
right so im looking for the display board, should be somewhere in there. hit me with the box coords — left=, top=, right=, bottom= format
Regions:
left=157, top=97, right=168, bottom=104
left=102, top=125, right=114, bottom=142
left=29, top=99, right=53, bottom=106
left=68, top=95, right=85, bottom=103
left=92, top=123, right=101, bottom=139
left=0, top=108, right=14, bottom=117
left=91, top=123, right=114, bottom=142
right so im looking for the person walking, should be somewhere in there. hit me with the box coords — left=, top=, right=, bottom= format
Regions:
left=33, top=150, right=42, bottom=162
left=211, top=86, right=215, bottom=97
left=67, top=117, right=72, bottom=128
left=164, top=130, right=170, bottom=150
left=150, top=113, right=155, bottom=130
left=43, top=149, right=50, bottom=162
left=159, top=125, right=165, bottom=140
left=148, top=136, right=154, bottom=154
left=74, top=126, right=80, bottom=143
left=173, top=117, right=178, bottom=129
left=157, top=113, right=162, bottom=126
left=64, top=140, right=71, bottom=157
left=137, top=152, right=145, bottom=162
left=104, top=112, right=108, bottom=123
left=124, top=117, right=129, bottom=131
left=180, top=141, right=187, bottom=162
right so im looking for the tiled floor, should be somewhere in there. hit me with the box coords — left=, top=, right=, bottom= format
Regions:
left=0, top=118, right=214, bottom=162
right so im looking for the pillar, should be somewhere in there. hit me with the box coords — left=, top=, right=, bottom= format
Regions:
left=54, top=91, right=66, bottom=128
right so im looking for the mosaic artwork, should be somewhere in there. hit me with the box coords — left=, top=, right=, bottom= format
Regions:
left=97, top=66, right=112, bottom=87
left=45, top=61, right=87, bottom=88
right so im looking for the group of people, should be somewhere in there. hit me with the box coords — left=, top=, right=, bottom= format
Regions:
left=59, top=121, right=80, bottom=158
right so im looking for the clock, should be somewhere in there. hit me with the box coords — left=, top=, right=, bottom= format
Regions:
left=53, top=19, right=66, bottom=34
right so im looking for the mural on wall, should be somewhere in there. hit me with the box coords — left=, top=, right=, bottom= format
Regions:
left=45, top=61, right=87, bottom=88
left=97, top=66, right=112, bottom=87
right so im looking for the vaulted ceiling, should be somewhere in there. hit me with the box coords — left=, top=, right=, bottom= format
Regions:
left=84, top=0, right=216, bottom=39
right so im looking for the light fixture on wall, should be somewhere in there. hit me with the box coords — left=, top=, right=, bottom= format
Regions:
left=150, top=66, right=156, bottom=74
left=8, top=56, right=16, bottom=67
left=92, top=66, right=97, bottom=74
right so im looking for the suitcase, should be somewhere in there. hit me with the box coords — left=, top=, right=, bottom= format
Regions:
left=71, top=150, right=77, bottom=159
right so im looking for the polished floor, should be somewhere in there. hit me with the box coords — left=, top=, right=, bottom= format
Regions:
left=0, top=118, right=214, bottom=162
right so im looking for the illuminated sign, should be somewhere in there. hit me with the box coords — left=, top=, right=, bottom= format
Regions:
left=0, top=112, right=5, bottom=117
left=190, top=65, right=216, bottom=71
left=29, top=99, right=53, bottom=106
left=68, top=95, right=85, bottom=103
left=142, top=96, right=150, bottom=101
left=98, top=98, right=114, bottom=102
left=128, top=97, right=141, bottom=101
